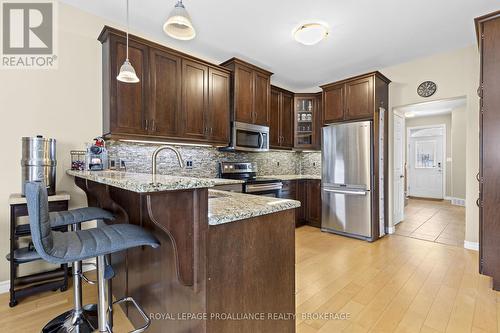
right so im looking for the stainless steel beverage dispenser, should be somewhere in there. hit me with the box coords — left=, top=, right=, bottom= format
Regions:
left=21, top=136, right=56, bottom=196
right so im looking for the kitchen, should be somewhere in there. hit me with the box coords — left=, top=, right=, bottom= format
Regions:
left=1, top=1, right=500, bottom=333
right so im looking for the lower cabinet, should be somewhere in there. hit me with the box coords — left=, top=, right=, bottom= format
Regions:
left=279, top=179, right=321, bottom=228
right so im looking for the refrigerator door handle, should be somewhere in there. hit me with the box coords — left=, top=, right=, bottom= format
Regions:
left=322, top=188, right=367, bottom=196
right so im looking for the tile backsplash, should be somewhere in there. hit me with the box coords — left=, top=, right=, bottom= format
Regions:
left=107, top=140, right=321, bottom=178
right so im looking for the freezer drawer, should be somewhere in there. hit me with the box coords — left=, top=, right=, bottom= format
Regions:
left=321, top=187, right=372, bottom=238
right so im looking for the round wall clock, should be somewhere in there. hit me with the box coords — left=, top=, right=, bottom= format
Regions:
left=417, top=81, right=437, bottom=98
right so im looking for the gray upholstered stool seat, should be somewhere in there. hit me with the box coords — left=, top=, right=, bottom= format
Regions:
left=46, top=224, right=159, bottom=264
left=26, top=181, right=159, bottom=333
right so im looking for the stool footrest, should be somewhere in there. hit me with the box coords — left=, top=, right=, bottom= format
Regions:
left=112, top=297, right=151, bottom=333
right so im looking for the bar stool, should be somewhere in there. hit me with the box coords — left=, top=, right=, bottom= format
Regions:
left=25, top=181, right=160, bottom=333
left=42, top=207, right=115, bottom=332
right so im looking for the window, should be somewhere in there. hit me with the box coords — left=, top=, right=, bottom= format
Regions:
left=415, top=140, right=436, bottom=168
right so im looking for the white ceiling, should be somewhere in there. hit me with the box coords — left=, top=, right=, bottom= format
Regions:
left=61, top=0, right=500, bottom=92
left=395, top=97, right=467, bottom=118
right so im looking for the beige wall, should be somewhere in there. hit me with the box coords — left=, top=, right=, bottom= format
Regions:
left=382, top=46, right=480, bottom=245
left=405, top=114, right=453, bottom=197
left=0, top=4, right=108, bottom=281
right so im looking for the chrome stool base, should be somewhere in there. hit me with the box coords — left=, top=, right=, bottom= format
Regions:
left=41, top=304, right=98, bottom=333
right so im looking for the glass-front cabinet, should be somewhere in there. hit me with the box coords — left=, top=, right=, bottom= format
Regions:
left=294, top=94, right=322, bottom=150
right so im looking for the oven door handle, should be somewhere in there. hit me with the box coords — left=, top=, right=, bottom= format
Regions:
left=246, top=183, right=283, bottom=193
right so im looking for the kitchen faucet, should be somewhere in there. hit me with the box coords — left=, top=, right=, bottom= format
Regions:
left=151, top=145, right=184, bottom=176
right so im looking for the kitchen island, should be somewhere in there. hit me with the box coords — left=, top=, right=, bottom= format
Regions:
left=67, top=170, right=299, bottom=333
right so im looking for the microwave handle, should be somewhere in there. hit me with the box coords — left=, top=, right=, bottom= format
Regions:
left=258, top=132, right=264, bottom=149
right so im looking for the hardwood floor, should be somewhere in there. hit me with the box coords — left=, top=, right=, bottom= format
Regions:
left=1, top=226, right=498, bottom=333
left=395, top=199, right=465, bottom=247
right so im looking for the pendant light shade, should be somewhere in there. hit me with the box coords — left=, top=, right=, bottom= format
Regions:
left=117, top=59, right=139, bottom=83
left=163, top=0, right=196, bottom=41
left=117, top=0, right=140, bottom=83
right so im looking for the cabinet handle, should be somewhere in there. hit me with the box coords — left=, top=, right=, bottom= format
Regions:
left=477, top=86, right=482, bottom=98
left=151, top=119, right=156, bottom=132
left=476, top=172, right=481, bottom=182
left=476, top=198, right=481, bottom=207
left=145, top=119, right=149, bottom=131
left=210, top=127, right=213, bottom=135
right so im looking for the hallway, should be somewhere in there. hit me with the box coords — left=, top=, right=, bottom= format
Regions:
left=394, top=199, right=465, bottom=247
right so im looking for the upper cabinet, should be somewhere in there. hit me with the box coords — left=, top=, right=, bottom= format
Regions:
left=220, top=58, right=272, bottom=126
left=321, top=72, right=390, bottom=125
left=295, top=93, right=322, bottom=150
left=99, top=26, right=231, bottom=145
left=270, top=86, right=294, bottom=149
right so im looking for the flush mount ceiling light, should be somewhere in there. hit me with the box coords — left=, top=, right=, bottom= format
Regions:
left=293, top=23, right=329, bottom=46
left=117, top=0, right=139, bottom=83
left=163, top=0, right=196, bottom=41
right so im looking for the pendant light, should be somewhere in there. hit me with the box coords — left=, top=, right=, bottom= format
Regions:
left=163, top=0, right=196, bottom=41
left=117, top=0, right=139, bottom=83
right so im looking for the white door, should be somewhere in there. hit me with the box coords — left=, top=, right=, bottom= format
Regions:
left=393, top=114, right=405, bottom=224
left=408, top=127, right=444, bottom=199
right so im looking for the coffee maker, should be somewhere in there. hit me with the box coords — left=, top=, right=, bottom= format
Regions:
left=86, top=137, right=108, bottom=171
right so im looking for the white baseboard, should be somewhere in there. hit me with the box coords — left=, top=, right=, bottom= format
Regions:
left=0, top=280, right=9, bottom=294
left=444, top=197, right=466, bottom=207
left=464, top=241, right=479, bottom=251
left=0, top=259, right=97, bottom=295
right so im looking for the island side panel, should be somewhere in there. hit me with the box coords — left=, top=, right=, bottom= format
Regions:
left=206, top=209, right=296, bottom=333
left=128, top=188, right=209, bottom=333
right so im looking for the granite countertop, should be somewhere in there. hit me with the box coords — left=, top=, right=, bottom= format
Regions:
left=208, top=190, right=300, bottom=225
left=262, top=175, right=321, bottom=181
left=66, top=170, right=242, bottom=193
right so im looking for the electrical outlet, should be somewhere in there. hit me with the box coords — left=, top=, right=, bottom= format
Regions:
left=313, top=162, right=316, bottom=167
left=277, top=161, right=280, bottom=167
left=186, top=160, right=193, bottom=169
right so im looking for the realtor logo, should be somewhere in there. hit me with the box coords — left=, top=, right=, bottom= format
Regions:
left=1, top=0, right=57, bottom=68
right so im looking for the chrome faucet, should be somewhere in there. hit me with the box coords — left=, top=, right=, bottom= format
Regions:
left=151, top=145, right=184, bottom=176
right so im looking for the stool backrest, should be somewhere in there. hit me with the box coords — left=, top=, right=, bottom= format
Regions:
left=25, top=181, right=54, bottom=262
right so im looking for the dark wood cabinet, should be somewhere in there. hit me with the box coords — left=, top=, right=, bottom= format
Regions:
left=181, top=60, right=209, bottom=139
left=306, top=180, right=322, bottom=228
left=476, top=11, right=500, bottom=291
left=321, top=72, right=390, bottom=125
left=208, top=68, right=231, bottom=142
left=105, top=36, right=149, bottom=136
left=278, top=179, right=321, bottom=228
left=270, top=86, right=294, bottom=149
left=295, top=93, right=322, bottom=150
left=99, top=26, right=231, bottom=145
left=221, top=58, right=272, bottom=126
left=322, top=84, right=344, bottom=124
left=149, top=49, right=181, bottom=137
left=296, top=180, right=307, bottom=225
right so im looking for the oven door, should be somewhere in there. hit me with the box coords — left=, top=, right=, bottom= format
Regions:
left=245, top=182, right=283, bottom=197
left=232, top=122, right=269, bottom=152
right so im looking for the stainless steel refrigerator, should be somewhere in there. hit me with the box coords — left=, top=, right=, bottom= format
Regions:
left=321, top=121, right=373, bottom=240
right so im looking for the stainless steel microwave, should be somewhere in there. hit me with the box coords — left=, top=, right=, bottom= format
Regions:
left=229, top=121, right=269, bottom=152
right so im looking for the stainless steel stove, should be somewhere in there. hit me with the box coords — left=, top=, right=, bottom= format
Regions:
left=219, top=162, right=283, bottom=197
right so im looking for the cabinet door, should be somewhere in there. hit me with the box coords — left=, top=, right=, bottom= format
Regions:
left=208, top=68, right=230, bottom=143
left=234, top=64, right=254, bottom=124
left=296, top=180, right=307, bottom=226
left=254, top=71, right=270, bottom=126
left=313, top=94, right=322, bottom=149
left=149, top=49, right=181, bottom=137
left=280, top=92, right=294, bottom=148
left=182, top=60, right=208, bottom=139
left=345, top=76, right=374, bottom=120
left=306, top=180, right=322, bottom=228
left=269, top=88, right=281, bottom=147
left=110, top=36, right=149, bottom=135
left=323, top=84, right=344, bottom=124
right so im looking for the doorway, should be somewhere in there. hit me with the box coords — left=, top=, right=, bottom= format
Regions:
left=407, top=125, right=445, bottom=199
left=391, top=97, right=467, bottom=247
